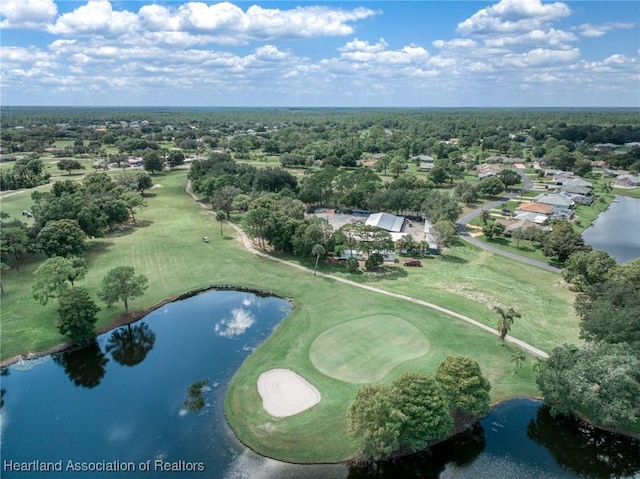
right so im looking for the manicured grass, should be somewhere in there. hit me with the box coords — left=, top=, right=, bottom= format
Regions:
left=225, top=285, right=540, bottom=463
left=288, top=240, right=579, bottom=354
left=1, top=169, right=576, bottom=462
left=309, top=315, right=429, bottom=383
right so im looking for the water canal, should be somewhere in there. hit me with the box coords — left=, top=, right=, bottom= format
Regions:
left=1, top=291, right=639, bottom=478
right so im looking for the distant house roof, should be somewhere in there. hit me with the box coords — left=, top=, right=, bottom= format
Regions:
left=505, top=219, right=541, bottom=232
left=561, top=185, right=591, bottom=196
left=366, top=212, right=405, bottom=233
left=516, top=202, right=555, bottom=214
left=534, top=193, right=574, bottom=208
left=513, top=212, right=548, bottom=224
left=613, top=175, right=640, bottom=187
left=412, top=155, right=434, bottom=162
left=560, top=178, right=592, bottom=188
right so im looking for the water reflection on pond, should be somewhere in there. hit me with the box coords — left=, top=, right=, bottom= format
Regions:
left=1, top=291, right=639, bottom=479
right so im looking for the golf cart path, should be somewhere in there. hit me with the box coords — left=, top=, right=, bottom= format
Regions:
left=185, top=181, right=548, bottom=359
left=229, top=222, right=549, bottom=359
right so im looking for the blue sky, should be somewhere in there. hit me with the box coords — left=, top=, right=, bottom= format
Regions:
left=1, top=0, right=638, bottom=107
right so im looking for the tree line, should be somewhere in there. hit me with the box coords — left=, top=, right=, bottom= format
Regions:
left=537, top=255, right=640, bottom=429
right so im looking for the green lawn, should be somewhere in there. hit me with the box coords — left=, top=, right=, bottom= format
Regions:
left=1, top=169, right=580, bottom=463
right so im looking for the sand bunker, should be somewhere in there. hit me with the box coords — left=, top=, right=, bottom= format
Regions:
left=257, top=369, right=321, bottom=417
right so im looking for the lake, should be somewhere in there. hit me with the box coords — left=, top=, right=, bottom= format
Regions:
left=1, top=290, right=639, bottom=478
left=583, top=195, right=640, bottom=263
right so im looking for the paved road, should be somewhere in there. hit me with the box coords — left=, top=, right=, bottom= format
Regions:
left=456, top=170, right=562, bottom=273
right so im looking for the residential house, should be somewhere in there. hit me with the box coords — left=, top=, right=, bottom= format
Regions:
left=476, top=163, right=500, bottom=179
left=613, top=175, right=640, bottom=188
left=561, top=178, right=592, bottom=189
left=513, top=211, right=549, bottom=224
left=561, top=185, right=591, bottom=196
left=516, top=202, right=555, bottom=215
left=504, top=219, right=542, bottom=232
left=533, top=193, right=575, bottom=209
left=413, top=155, right=435, bottom=170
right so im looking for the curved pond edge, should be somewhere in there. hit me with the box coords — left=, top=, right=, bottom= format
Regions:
left=0, top=283, right=292, bottom=368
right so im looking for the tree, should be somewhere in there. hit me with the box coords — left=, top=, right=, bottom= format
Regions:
left=32, top=256, right=87, bottom=305
left=135, top=171, right=153, bottom=195
left=97, top=266, right=149, bottom=312
left=453, top=181, right=478, bottom=204
left=215, top=210, right=227, bottom=236
left=392, top=373, right=453, bottom=452
left=477, top=176, right=505, bottom=197
left=537, top=342, right=640, bottom=427
left=435, top=356, right=491, bottom=418
left=56, top=159, right=85, bottom=176
left=348, top=384, right=403, bottom=461
left=480, top=209, right=491, bottom=225
left=365, top=252, right=384, bottom=271
left=431, top=220, right=457, bottom=251
left=311, top=244, right=325, bottom=276
left=497, top=169, right=521, bottom=189
left=421, top=190, right=462, bottom=223
left=120, top=191, right=147, bottom=224
left=143, top=151, right=163, bottom=174
left=573, top=158, right=592, bottom=177
left=243, top=207, right=272, bottom=249
left=494, top=306, right=521, bottom=344
left=0, top=223, right=29, bottom=271
left=348, top=373, right=453, bottom=461
left=37, top=219, right=87, bottom=257
left=212, top=186, right=242, bottom=219
left=56, top=286, right=100, bottom=344
left=167, top=150, right=185, bottom=168
left=562, top=250, right=617, bottom=291
left=575, top=281, right=640, bottom=349
left=542, top=220, right=591, bottom=263
left=511, top=351, right=526, bottom=373
left=482, top=222, right=505, bottom=239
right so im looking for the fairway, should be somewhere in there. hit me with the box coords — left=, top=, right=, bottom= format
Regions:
left=309, top=315, right=429, bottom=383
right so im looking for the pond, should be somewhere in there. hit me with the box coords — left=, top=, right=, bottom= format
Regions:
left=1, top=290, right=639, bottom=478
left=582, top=195, right=640, bottom=263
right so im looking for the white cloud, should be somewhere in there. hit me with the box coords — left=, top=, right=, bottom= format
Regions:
left=484, top=28, right=576, bottom=48
left=0, top=0, right=57, bottom=29
left=49, top=0, right=138, bottom=36
left=575, top=22, right=636, bottom=38
left=339, top=38, right=389, bottom=53
left=457, top=0, right=571, bottom=36
left=35, top=1, right=378, bottom=45
left=214, top=308, right=255, bottom=337
left=500, top=47, right=580, bottom=67
left=338, top=39, right=428, bottom=65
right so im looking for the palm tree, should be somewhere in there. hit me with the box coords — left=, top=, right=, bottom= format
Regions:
left=511, top=351, right=526, bottom=373
left=494, top=306, right=522, bottom=344
left=531, top=358, right=545, bottom=375
left=311, top=244, right=326, bottom=276
left=480, top=209, right=490, bottom=225
left=215, top=210, right=227, bottom=236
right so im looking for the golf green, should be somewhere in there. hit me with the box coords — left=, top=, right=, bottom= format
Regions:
left=309, top=315, right=430, bottom=383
